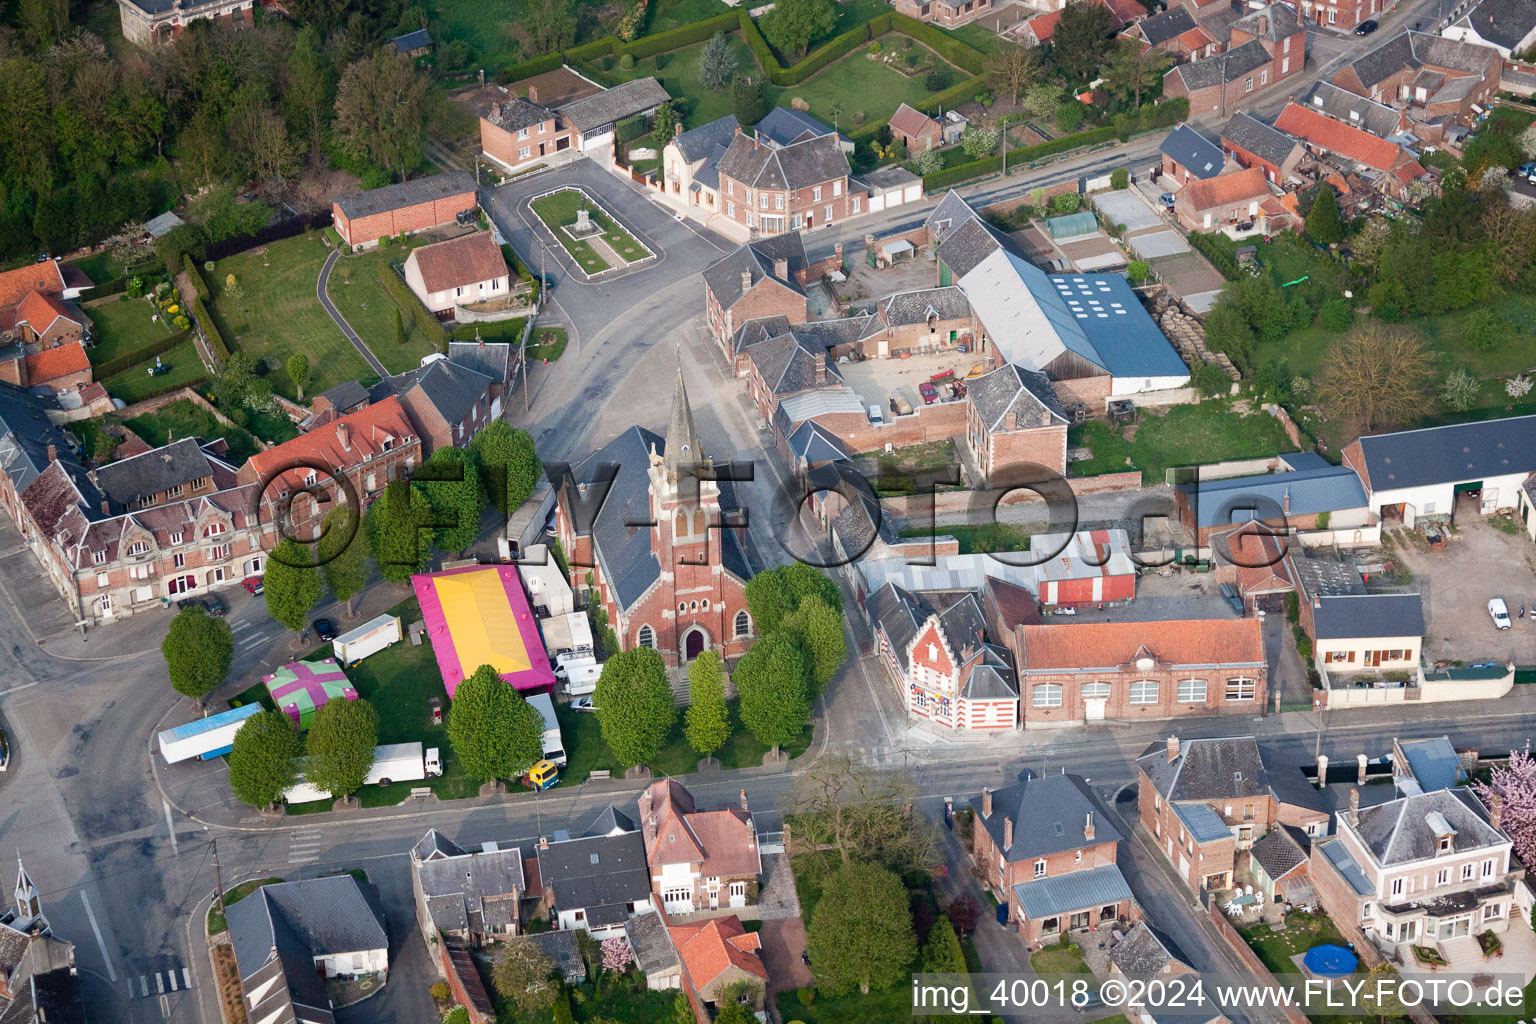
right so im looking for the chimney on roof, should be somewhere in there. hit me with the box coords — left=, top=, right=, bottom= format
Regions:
left=740, top=788, right=749, bottom=811
left=491, top=101, right=503, bottom=121
left=1084, top=811, right=1095, bottom=842
left=527, top=84, right=539, bottom=104
left=1317, top=754, right=1329, bottom=787
left=1166, top=735, right=1180, bottom=762
left=338, top=422, right=351, bottom=451
left=1283, top=488, right=1292, bottom=516
left=741, top=270, right=753, bottom=294
left=1349, top=786, right=1360, bottom=812
left=1003, top=815, right=1013, bottom=852
left=1492, top=794, right=1504, bottom=832
left=479, top=68, right=485, bottom=86
left=773, top=257, right=789, bottom=280
left=981, top=786, right=993, bottom=819
left=675, top=121, right=684, bottom=138
left=539, top=835, right=549, bottom=850
left=813, top=351, right=826, bottom=384
left=1357, top=753, right=1368, bottom=785
left=1005, top=412, right=1017, bottom=431
left=46, top=443, right=56, bottom=463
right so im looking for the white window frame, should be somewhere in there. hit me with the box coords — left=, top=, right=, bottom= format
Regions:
left=1035, top=859, right=1047, bottom=878
left=1176, top=678, right=1206, bottom=703
left=1225, top=677, right=1256, bottom=702
left=1081, top=682, right=1111, bottom=699
left=1032, top=683, right=1062, bottom=708
left=1128, top=680, right=1158, bottom=704
left=812, top=186, right=822, bottom=202
left=852, top=196, right=861, bottom=213
left=833, top=179, right=842, bottom=197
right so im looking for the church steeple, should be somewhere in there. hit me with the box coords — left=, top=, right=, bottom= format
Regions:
left=662, top=365, right=707, bottom=484
left=12, top=854, right=46, bottom=934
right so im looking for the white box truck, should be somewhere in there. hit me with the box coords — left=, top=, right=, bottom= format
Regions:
left=282, top=742, right=442, bottom=804
left=332, top=614, right=402, bottom=666
left=559, top=660, right=602, bottom=697
left=526, top=692, right=567, bottom=766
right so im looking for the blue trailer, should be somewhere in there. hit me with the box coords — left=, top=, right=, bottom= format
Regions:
left=156, top=704, right=262, bottom=764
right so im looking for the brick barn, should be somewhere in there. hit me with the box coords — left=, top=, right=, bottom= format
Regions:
left=332, top=172, right=478, bottom=249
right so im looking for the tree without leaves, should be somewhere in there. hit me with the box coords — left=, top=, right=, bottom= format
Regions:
left=264, top=537, right=324, bottom=634
left=734, top=631, right=811, bottom=757
left=761, top=0, right=836, bottom=60
left=161, top=605, right=234, bottom=702
left=304, top=697, right=378, bottom=797
left=1052, top=0, right=1115, bottom=82
left=1475, top=749, right=1536, bottom=870
left=685, top=650, right=730, bottom=757
left=1098, top=37, right=1170, bottom=108
left=492, top=937, right=559, bottom=1014
left=594, top=647, right=676, bottom=766
left=787, top=753, right=935, bottom=870
left=1480, top=194, right=1536, bottom=282
left=921, top=916, right=966, bottom=973
left=806, top=861, right=917, bottom=995
left=698, top=31, right=738, bottom=91
left=333, top=49, right=429, bottom=180
left=365, top=479, right=433, bottom=583
left=227, top=709, right=304, bottom=808
left=471, top=421, right=541, bottom=516
left=987, top=40, right=1044, bottom=105
left=1305, top=183, right=1344, bottom=244
left=781, top=594, right=846, bottom=696
left=1317, top=323, right=1435, bottom=433
left=231, top=97, right=299, bottom=192
left=449, top=665, right=545, bottom=782
left=318, top=505, right=370, bottom=618
left=286, top=353, right=310, bottom=401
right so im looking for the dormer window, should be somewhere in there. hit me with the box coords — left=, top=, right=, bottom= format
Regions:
left=170, top=531, right=183, bottom=545
left=1438, top=835, right=1454, bottom=853
left=128, top=541, right=149, bottom=556
left=1426, top=810, right=1456, bottom=853
left=203, top=522, right=227, bottom=538
left=91, top=549, right=107, bottom=565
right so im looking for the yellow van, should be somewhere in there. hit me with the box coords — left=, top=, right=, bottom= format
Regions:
left=527, top=760, right=560, bottom=790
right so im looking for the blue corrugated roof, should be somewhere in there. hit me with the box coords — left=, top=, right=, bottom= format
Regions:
left=1320, top=838, right=1375, bottom=896
left=1175, top=802, right=1231, bottom=843
left=1012, top=863, right=1135, bottom=919
left=1177, top=464, right=1368, bottom=528
left=1046, top=274, right=1190, bottom=379
left=165, top=703, right=260, bottom=739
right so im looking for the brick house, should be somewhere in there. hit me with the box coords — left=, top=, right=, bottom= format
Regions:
left=1164, top=4, right=1306, bottom=115
left=0, top=259, right=89, bottom=336
left=331, top=172, right=478, bottom=249
left=1331, top=31, right=1501, bottom=121
left=661, top=115, right=740, bottom=213
left=1161, top=123, right=1229, bottom=185
left=550, top=370, right=753, bottom=667
left=670, top=916, right=767, bottom=1024
left=964, top=363, right=1069, bottom=486
left=1220, top=111, right=1305, bottom=184
left=4, top=341, right=93, bottom=396
left=715, top=130, right=864, bottom=237
left=1173, top=166, right=1275, bottom=232
left=1124, top=6, right=1221, bottom=61
left=116, top=0, right=253, bottom=47
left=236, top=395, right=422, bottom=536
left=1109, top=922, right=1195, bottom=976
left=868, top=582, right=1021, bottom=730
left=890, top=0, right=994, bottom=27
left=639, top=780, right=761, bottom=914
left=1311, top=788, right=1516, bottom=956
left=15, top=291, right=85, bottom=349
left=1273, top=101, right=1431, bottom=200
left=968, top=773, right=1137, bottom=948
left=1442, top=0, right=1536, bottom=56
left=402, top=232, right=511, bottom=316
left=372, top=352, right=499, bottom=455
left=410, top=829, right=526, bottom=947
left=889, top=103, right=944, bottom=152
left=1016, top=618, right=1266, bottom=727
left=478, top=78, right=670, bottom=174
left=1171, top=451, right=1371, bottom=544
left=702, top=234, right=810, bottom=358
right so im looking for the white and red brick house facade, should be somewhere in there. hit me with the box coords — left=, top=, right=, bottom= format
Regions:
left=969, top=773, right=1138, bottom=948
left=117, top=0, right=253, bottom=48
left=868, top=582, right=1020, bottom=730
left=715, top=131, right=865, bottom=237
left=332, top=172, right=478, bottom=250
left=639, top=780, right=761, bottom=914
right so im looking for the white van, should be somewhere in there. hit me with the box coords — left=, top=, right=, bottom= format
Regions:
left=560, top=661, right=603, bottom=696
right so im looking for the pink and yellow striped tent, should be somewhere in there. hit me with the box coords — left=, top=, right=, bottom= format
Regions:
left=412, top=565, right=555, bottom=697
left=263, top=657, right=357, bottom=729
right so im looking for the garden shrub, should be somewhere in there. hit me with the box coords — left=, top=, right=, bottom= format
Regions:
left=376, top=261, right=449, bottom=353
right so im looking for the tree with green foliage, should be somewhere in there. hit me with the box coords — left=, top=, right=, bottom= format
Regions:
left=1099, top=37, right=1170, bottom=108
left=1023, top=84, right=1061, bottom=122
left=1051, top=193, right=1082, bottom=214
left=735, top=630, right=812, bottom=757
left=806, top=861, right=917, bottom=994
left=685, top=651, right=730, bottom=757
left=1052, top=0, right=1115, bottom=80
left=761, top=0, right=836, bottom=61
left=304, top=698, right=378, bottom=798
left=333, top=50, right=429, bottom=181
left=961, top=127, right=1001, bottom=160
left=1193, top=361, right=1230, bottom=398
left=1126, top=259, right=1149, bottom=282
left=472, top=421, right=541, bottom=516
left=732, top=75, right=768, bottom=125
left=228, top=709, right=304, bottom=808
left=264, top=538, right=324, bottom=636
left=449, top=665, right=544, bottom=783
left=782, top=595, right=846, bottom=696
left=922, top=916, right=966, bottom=973
left=699, top=32, right=738, bottom=91
left=1054, top=101, right=1086, bottom=134
left=492, top=937, right=559, bottom=1014
left=1112, top=167, right=1130, bottom=190
left=162, top=605, right=234, bottom=703
left=1463, top=306, right=1506, bottom=351
left=594, top=647, right=676, bottom=766
left=366, top=479, right=433, bottom=583
left=1305, top=183, right=1344, bottom=244
left=416, top=447, right=485, bottom=554
left=318, top=505, right=370, bottom=618
left=1318, top=298, right=1353, bottom=332
left=713, top=1005, right=756, bottom=1024
left=286, top=353, right=310, bottom=401
left=651, top=101, right=679, bottom=147
left=744, top=563, right=841, bottom=636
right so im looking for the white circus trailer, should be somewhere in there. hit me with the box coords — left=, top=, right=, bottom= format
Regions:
left=332, top=614, right=402, bottom=666
left=157, top=704, right=262, bottom=764
left=283, top=742, right=443, bottom=804
left=526, top=692, right=567, bottom=767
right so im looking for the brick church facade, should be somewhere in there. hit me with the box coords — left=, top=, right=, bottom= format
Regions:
left=551, top=369, right=755, bottom=667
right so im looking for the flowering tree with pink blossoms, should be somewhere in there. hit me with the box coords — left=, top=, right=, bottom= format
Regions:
left=1474, top=748, right=1536, bottom=869
left=601, top=936, right=635, bottom=974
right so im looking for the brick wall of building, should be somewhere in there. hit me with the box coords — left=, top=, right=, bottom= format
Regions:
left=1051, top=374, right=1113, bottom=413
left=1019, top=662, right=1267, bottom=726
left=982, top=422, right=1069, bottom=480
left=816, top=400, right=965, bottom=454
left=334, top=192, right=477, bottom=248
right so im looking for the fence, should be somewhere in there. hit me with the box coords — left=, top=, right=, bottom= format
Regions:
left=203, top=210, right=333, bottom=262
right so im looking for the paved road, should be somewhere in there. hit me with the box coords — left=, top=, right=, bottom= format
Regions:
left=317, top=248, right=389, bottom=377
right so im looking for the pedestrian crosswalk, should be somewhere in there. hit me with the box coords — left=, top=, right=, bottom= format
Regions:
left=288, top=828, right=324, bottom=866
left=232, top=619, right=281, bottom=653
left=133, top=956, right=190, bottom=998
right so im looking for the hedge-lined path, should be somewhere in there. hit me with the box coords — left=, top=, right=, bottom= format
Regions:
left=317, top=248, right=389, bottom=377
left=174, top=270, right=221, bottom=375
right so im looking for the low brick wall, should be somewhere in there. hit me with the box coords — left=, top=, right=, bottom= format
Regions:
left=115, top=387, right=251, bottom=436
left=1204, top=896, right=1312, bottom=1024
left=879, top=469, right=1142, bottom=522
left=980, top=180, right=1079, bottom=218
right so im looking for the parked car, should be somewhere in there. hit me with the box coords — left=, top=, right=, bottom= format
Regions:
left=428, top=696, right=442, bottom=726
left=241, top=576, right=263, bottom=595
left=918, top=381, right=939, bottom=404
left=202, top=593, right=227, bottom=616
left=1489, top=598, right=1512, bottom=630
left=1354, top=18, right=1378, bottom=33
left=312, top=618, right=337, bottom=641
left=175, top=597, right=201, bottom=612
left=1159, top=192, right=1177, bottom=210
left=1518, top=162, right=1536, bottom=184
left=1074, top=990, right=1105, bottom=1012
left=572, top=697, right=599, bottom=713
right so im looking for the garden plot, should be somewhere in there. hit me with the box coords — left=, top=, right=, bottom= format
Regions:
left=529, top=186, right=655, bottom=278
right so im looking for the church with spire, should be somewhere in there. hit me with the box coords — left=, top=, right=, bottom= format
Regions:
left=0, top=857, right=85, bottom=1024
left=551, top=368, right=755, bottom=667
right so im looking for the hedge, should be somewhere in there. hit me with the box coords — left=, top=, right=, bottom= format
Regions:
left=920, top=125, right=1121, bottom=191
left=92, top=327, right=194, bottom=378
left=377, top=262, right=449, bottom=353
left=738, top=10, right=777, bottom=82
left=501, top=51, right=564, bottom=83
left=773, top=22, right=874, bottom=85
left=1189, top=231, right=1240, bottom=280
left=887, top=12, right=987, bottom=75
left=618, top=9, right=740, bottom=59
left=183, top=254, right=210, bottom=303
left=451, top=319, right=527, bottom=342
left=90, top=276, right=130, bottom=298
left=193, top=296, right=231, bottom=363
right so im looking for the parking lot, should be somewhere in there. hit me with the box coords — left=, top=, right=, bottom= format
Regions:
left=839, top=348, right=978, bottom=414
left=1388, top=518, right=1536, bottom=665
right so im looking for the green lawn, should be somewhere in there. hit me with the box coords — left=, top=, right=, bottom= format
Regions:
left=1030, top=943, right=1094, bottom=975
left=776, top=985, right=916, bottom=1022
left=646, top=0, right=730, bottom=32
left=531, top=189, right=651, bottom=272
left=431, top=0, right=625, bottom=70
left=527, top=327, right=567, bottom=361
left=102, top=340, right=210, bottom=404
left=69, top=248, right=134, bottom=287
left=206, top=876, right=283, bottom=936
left=1069, top=400, right=1301, bottom=484
left=324, top=243, right=444, bottom=375
left=208, top=234, right=375, bottom=399
left=898, top=522, right=1032, bottom=554
left=611, top=36, right=758, bottom=129
left=84, top=296, right=178, bottom=367
left=120, top=398, right=268, bottom=464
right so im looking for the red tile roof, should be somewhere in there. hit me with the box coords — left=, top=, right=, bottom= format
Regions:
left=1178, top=25, right=1216, bottom=50
left=1229, top=529, right=1294, bottom=596
left=641, top=779, right=760, bottom=879
left=1181, top=166, right=1271, bottom=210
left=0, top=260, right=65, bottom=309
left=1023, top=9, right=1063, bottom=41
left=406, top=232, right=509, bottom=295
left=24, top=340, right=90, bottom=385
left=1020, top=617, right=1264, bottom=670
left=16, top=290, right=79, bottom=334
left=669, top=916, right=767, bottom=992
left=1101, top=0, right=1145, bottom=28
left=240, top=394, right=417, bottom=491
left=1273, top=102, right=1406, bottom=173
left=888, top=102, right=941, bottom=140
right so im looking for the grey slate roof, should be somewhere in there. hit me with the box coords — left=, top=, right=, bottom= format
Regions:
left=316, top=379, right=371, bottom=412
left=535, top=831, right=651, bottom=915
left=1175, top=462, right=1368, bottom=528
left=0, top=382, right=81, bottom=498
left=968, top=363, right=1067, bottom=432
left=756, top=107, right=834, bottom=146
left=672, top=115, right=740, bottom=163
left=527, top=930, right=587, bottom=982
left=749, top=331, right=841, bottom=396
left=964, top=644, right=1019, bottom=699
left=880, top=286, right=971, bottom=326
left=380, top=356, right=494, bottom=429
left=1252, top=827, right=1309, bottom=880
left=1318, top=836, right=1376, bottom=895
left=1313, top=592, right=1425, bottom=640
left=1345, top=31, right=1496, bottom=90
left=0, top=930, right=85, bottom=1024
left=1170, top=40, right=1273, bottom=90
left=1453, top=0, right=1536, bottom=51
left=1231, top=2, right=1301, bottom=40
left=968, top=772, right=1123, bottom=862
left=702, top=233, right=808, bottom=310
left=786, top=420, right=852, bottom=465
left=1137, top=736, right=1269, bottom=801
left=1161, top=124, right=1226, bottom=180
left=870, top=584, right=988, bottom=675
left=1137, top=4, right=1197, bottom=45
left=391, top=28, right=433, bottom=51
left=1175, top=802, right=1232, bottom=843
left=1343, top=788, right=1505, bottom=866
left=334, top=171, right=476, bottom=221
left=413, top=828, right=468, bottom=861
left=1111, top=922, right=1188, bottom=975
left=1222, top=112, right=1302, bottom=168
left=92, top=438, right=215, bottom=509
left=448, top=340, right=512, bottom=385
left=830, top=487, right=898, bottom=554
left=1297, top=82, right=1405, bottom=138
left=1353, top=415, right=1536, bottom=493
left=624, top=910, right=681, bottom=976
left=1261, top=744, right=1331, bottom=816
left=1288, top=554, right=1366, bottom=600
left=584, top=805, right=638, bottom=837
left=227, top=876, right=388, bottom=981
left=933, top=218, right=1004, bottom=279
left=1396, top=736, right=1463, bottom=792
left=414, top=843, right=526, bottom=936
left=1012, top=863, right=1135, bottom=919
left=717, top=132, right=848, bottom=191
left=558, top=77, right=669, bottom=132
left=485, top=95, right=555, bottom=133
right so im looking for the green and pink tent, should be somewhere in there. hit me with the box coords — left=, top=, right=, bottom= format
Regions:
left=263, top=658, right=358, bottom=729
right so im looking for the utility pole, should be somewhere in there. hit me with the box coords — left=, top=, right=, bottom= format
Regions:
left=211, top=838, right=227, bottom=924
left=1313, top=697, right=1324, bottom=761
